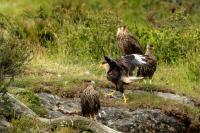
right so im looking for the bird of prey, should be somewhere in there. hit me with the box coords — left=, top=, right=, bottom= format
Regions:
left=137, top=44, right=157, bottom=84
left=116, top=25, right=144, bottom=56
left=80, top=80, right=100, bottom=120
left=101, top=54, right=148, bottom=103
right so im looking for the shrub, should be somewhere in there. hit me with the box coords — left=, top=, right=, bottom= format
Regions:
left=133, top=10, right=200, bottom=64
left=0, top=14, right=33, bottom=119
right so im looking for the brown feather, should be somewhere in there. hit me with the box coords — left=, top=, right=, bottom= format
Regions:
left=80, top=83, right=100, bottom=117
left=137, top=44, right=157, bottom=79
left=117, top=26, right=144, bottom=56
left=103, top=55, right=147, bottom=94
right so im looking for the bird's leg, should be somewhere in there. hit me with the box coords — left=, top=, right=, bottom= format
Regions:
left=144, top=79, right=147, bottom=84
left=89, top=115, right=92, bottom=120
left=149, top=79, right=152, bottom=84
left=93, top=115, right=97, bottom=121
left=105, top=90, right=116, bottom=97
left=123, top=93, right=128, bottom=104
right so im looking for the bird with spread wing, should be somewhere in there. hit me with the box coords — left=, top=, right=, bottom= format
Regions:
left=101, top=54, right=149, bottom=103
left=116, top=25, right=144, bottom=76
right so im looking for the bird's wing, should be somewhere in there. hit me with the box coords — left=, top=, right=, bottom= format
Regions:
left=104, top=56, right=122, bottom=69
left=128, top=34, right=140, bottom=44
left=122, top=54, right=148, bottom=67
left=127, top=35, right=144, bottom=54
left=121, top=76, right=144, bottom=83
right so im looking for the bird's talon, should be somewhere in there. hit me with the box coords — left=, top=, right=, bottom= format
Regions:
left=124, top=98, right=128, bottom=104
left=123, top=94, right=128, bottom=104
left=105, top=91, right=116, bottom=97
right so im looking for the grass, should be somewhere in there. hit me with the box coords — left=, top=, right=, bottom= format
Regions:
left=0, top=0, right=52, bottom=16
left=9, top=115, right=45, bottom=133
left=10, top=58, right=200, bottom=112
left=0, top=0, right=200, bottom=131
left=9, top=115, right=78, bottom=133
left=126, top=93, right=200, bottom=121
left=54, top=127, right=78, bottom=133
left=6, top=57, right=200, bottom=130
left=8, top=87, right=47, bottom=117
left=11, top=58, right=200, bottom=100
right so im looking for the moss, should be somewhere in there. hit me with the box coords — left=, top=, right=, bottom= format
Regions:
left=9, top=115, right=44, bottom=133
left=0, top=0, right=200, bottom=130
left=8, top=88, right=47, bottom=117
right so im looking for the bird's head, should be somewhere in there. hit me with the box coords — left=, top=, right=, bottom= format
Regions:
left=83, top=80, right=95, bottom=89
left=100, top=57, right=110, bottom=73
left=147, top=44, right=154, bottom=50
left=117, top=25, right=127, bottom=36
left=145, top=44, right=155, bottom=57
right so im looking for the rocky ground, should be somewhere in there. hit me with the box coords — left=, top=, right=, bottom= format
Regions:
left=1, top=87, right=200, bottom=133
left=29, top=88, right=199, bottom=133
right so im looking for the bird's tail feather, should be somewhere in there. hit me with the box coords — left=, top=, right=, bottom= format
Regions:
left=121, top=76, right=144, bottom=83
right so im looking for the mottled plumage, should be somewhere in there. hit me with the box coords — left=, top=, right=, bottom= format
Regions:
left=137, top=44, right=157, bottom=79
left=117, top=26, right=144, bottom=56
left=80, top=81, right=100, bottom=118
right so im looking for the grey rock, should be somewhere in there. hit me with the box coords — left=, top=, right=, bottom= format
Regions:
left=36, top=92, right=189, bottom=133
left=155, top=92, right=195, bottom=107
left=0, top=119, right=10, bottom=128
left=37, top=93, right=81, bottom=118
left=98, top=107, right=186, bottom=133
left=0, top=117, right=10, bottom=133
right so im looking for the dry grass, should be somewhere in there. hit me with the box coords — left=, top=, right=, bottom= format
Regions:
left=1, top=0, right=199, bottom=131
left=10, top=59, right=200, bottom=119
left=11, top=57, right=200, bottom=99
left=54, top=127, right=78, bottom=133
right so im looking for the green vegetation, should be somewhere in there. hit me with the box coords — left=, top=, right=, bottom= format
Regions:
left=126, top=93, right=200, bottom=122
left=9, top=115, right=45, bottom=133
left=8, top=88, right=47, bottom=116
left=0, top=0, right=200, bottom=132
left=9, top=115, right=78, bottom=133
left=0, top=12, right=32, bottom=122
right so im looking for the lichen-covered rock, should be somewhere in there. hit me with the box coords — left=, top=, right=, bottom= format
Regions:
left=37, top=93, right=81, bottom=118
left=0, top=117, right=10, bottom=133
left=37, top=92, right=191, bottom=133
left=98, top=107, right=187, bottom=133
left=155, top=92, right=195, bottom=106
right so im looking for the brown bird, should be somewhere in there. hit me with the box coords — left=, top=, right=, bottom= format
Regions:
left=80, top=80, right=100, bottom=120
left=116, top=25, right=144, bottom=56
left=116, top=25, right=144, bottom=76
left=137, top=44, right=157, bottom=84
left=101, top=54, right=148, bottom=103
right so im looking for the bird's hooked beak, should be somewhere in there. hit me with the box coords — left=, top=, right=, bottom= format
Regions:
left=99, top=63, right=104, bottom=68
left=99, top=61, right=107, bottom=68
left=99, top=61, right=110, bottom=74
left=91, top=80, right=95, bottom=84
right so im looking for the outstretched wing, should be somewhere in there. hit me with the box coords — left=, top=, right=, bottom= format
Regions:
left=104, top=56, right=122, bottom=69
left=122, top=54, right=148, bottom=67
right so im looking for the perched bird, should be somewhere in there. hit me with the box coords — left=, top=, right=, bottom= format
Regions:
left=116, top=25, right=144, bottom=56
left=137, top=44, right=157, bottom=84
left=101, top=54, right=148, bottom=103
left=80, top=80, right=100, bottom=120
